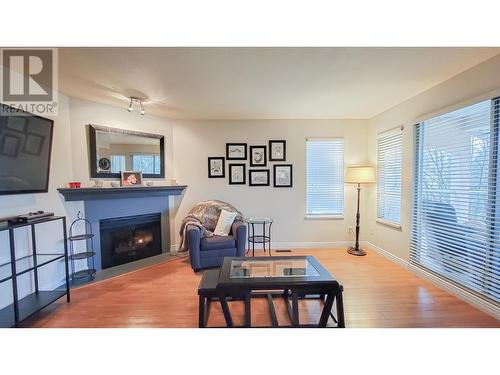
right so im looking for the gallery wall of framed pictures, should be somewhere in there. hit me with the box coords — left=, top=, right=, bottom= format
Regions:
left=207, top=140, right=292, bottom=187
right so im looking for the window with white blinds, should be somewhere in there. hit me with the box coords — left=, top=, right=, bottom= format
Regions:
left=377, top=128, right=403, bottom=224
left=412, top=98, right=500, bottom=303
left=306, top=138, right=344, bottom=216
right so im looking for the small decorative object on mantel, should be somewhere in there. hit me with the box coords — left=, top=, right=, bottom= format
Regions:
left=269, top=140, right=286, bottom=161
left=110, top=181, right=120, bottom=187
left=121, top=171, right=143, bottom=187
left=208, top=157, right=225, bottom=178
left=98, top=157, right=111, bottom=171
left=273, top=164, right=293, bottom=187
left=67, top=182, right=81, bottom=189
left=249, top=169, right=270, bottom=186
left=170, top=178, right=179, bottom=186
left=250, top=145, right=267, bottom=167
left=226, top=143, right=247, bottom=160
left=229, top=164, right=246, bottom=185
left=93, top=179, right=103, bottom=188
left=145, top=181, right=154, bottom=186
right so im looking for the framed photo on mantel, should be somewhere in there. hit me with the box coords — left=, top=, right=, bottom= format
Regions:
left=121, top=171, right=143, bottom=187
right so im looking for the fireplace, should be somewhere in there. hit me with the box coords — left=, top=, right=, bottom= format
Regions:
left=100, top=213, right=162, bottom=269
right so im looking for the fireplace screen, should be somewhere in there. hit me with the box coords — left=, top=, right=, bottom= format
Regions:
left=100, top=213, right=162, bottom=269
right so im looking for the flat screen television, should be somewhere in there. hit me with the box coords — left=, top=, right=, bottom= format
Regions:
left=0, top=105, right=54, bottom=195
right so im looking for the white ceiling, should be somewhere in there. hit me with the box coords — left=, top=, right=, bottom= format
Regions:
left=59, top=47, right=500, bottom=120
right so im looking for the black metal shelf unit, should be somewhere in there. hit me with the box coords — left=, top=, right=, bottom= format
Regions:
left=0, top=216, right=71, bottom=328
left=69, top=212, right=96, bottom=285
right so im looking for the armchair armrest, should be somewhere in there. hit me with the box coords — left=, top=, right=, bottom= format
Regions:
left=187, top=224, right=202, bottom=271
left=232, top=220, right=247, bottom=257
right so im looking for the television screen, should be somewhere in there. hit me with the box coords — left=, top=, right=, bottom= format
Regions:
left=0, top=106, right=54, bottom=195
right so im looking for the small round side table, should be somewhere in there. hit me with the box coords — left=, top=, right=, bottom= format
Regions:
left=245, top=217, right=273, bottom=257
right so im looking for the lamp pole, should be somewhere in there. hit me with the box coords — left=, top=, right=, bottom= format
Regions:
left=348, top=182, right=367, bottom=256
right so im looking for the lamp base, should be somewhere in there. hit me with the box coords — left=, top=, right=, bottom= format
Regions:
left=347, top=247, right=367, bottom=256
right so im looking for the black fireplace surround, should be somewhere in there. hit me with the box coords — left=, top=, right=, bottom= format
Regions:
left=100, top=213, right=162, bottom=269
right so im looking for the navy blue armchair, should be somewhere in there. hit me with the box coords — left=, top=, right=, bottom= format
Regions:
left=187, top=220, right=247, bottom=272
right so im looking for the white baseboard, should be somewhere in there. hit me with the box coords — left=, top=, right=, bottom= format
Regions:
left=270, top=241, right=352, bottom=250
left=364, top=241, right=500, bottom=320
left=362, top=241, right=409, bottom=269
left=170, top=241, right=351, bottom=252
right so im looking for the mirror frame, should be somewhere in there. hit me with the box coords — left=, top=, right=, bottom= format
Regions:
left=88, top=124, right=165, bottom=179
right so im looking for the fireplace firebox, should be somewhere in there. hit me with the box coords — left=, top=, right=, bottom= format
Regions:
left=100, top=213, right=162, bottom=269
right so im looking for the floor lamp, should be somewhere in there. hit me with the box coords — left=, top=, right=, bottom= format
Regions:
left=345, top=166, right=375, bottom=256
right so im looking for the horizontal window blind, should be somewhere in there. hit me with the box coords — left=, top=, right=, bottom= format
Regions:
left=377, top=128, right=403, bottom=224
left=110, top=155, right=125, bottom=173
left=132, top=155, right=161, bottom=174
left=306, top=138, right=344, bottom=216
left=412, top=98, right=500, bottom=303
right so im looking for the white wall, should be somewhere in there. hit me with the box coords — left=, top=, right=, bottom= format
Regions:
left=366, top=53, right=500, bottom=260
left=68, top=97, right=174, bottom=185
left=171, top=119, right=369, bottom=247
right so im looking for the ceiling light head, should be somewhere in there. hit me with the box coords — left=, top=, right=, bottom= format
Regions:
left=127, top=97, right=146, bottom=115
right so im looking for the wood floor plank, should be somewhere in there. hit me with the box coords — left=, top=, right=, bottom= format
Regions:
left=22, top=248, right=500, bottom=328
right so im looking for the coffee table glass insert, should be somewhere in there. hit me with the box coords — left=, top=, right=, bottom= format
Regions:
left=229, top=258, right=321, bottom=278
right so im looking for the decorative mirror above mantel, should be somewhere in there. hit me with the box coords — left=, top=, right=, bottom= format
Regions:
left=88, top=124, right=165, bottom=179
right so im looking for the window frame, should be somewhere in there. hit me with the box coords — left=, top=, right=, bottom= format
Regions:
left=305, top=137, right=345, bottom=220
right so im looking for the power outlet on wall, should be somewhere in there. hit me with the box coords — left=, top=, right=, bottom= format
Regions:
left=348, top=226, right=353, bottom=234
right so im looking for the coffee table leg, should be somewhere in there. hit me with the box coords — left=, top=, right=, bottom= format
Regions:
left=219, top=293, right=234, bottom=328
left=198, top=295, right=206, bottom=328
left=318, top=290, right=335, bottom=327
left=244, top=293, right=251, bottom=327
left=291, top=292, right=299, bottom=327
left=336, top=288, right=345, bottom=328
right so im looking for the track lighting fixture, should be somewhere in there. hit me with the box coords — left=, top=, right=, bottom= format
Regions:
left=126, top=97, right=145, bottom=115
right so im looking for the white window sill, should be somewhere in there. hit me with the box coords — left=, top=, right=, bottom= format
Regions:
left=305, top=215, right=344, bottom=220
left=376, top=218, right=402, bottom=230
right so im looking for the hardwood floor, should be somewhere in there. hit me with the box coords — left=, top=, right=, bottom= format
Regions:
left=23, top=248, right=500, bottom=328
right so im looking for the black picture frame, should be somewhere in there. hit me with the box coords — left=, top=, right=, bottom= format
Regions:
left=249, top=169, right=270, bottom=186
left=273, top=164, right=293, bottom=187
left=208, top=157, right=225, bottom=178
left=250, top=145, right=267, bottom=167
left=269, top=140, right=286, bottom=161
left=229, top=163, right=246, bottom=185
left=226, top=143, right=247, bottom=160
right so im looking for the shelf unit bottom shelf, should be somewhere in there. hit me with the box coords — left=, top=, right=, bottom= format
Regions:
left=0, top=289, right=67, bottom=328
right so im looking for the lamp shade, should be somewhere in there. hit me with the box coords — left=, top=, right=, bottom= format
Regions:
left=345, top=166, right=376, bottom=184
